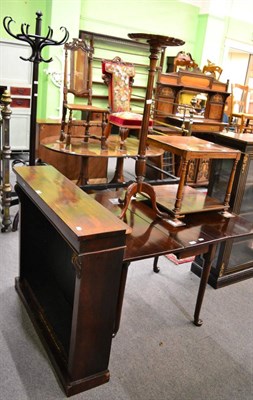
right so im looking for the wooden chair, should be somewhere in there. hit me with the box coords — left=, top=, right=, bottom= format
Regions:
left=102, top=56, right=153, bottom=182
left=203, top=62, right=223, bottom=80
left=102, top=57, right=153, bottom=141
left=173, top=51, right=199, bottom=72
left=59, top=38, right=108, bottom=147
left=229, top=83, right=253, bottom=132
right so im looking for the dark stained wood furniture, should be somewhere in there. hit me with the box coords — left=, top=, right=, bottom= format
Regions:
left=79, top=30, right=151, bottom=109
left=41, top=134, right=164, bottom=186
left=191, top=131, right=253, bottom=287
left=173, top=53, right=199, bottom=72
left=37, top=120, right=108, bottom=183
left=117, top=33, right=185, bottom=220
left=59, top=38, right=108, bottom=146
left=155, top=70, right=230, bottom=133
left=14, top=165, right=253, bottom=396
left=14, top=165, right=129, bottom=397
left=153, top=70, right=230, bottom=186
left=101, top=56, right=152, bottom=183
left=147, top=135, right=241, bottom=219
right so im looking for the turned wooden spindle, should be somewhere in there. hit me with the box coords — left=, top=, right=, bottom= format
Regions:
left=1, top=90, right=12, bottom=232
left=119, top=33, right=184, bottom=219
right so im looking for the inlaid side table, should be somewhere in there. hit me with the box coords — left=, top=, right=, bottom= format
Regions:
left=147, top=135, right=241, bottom=221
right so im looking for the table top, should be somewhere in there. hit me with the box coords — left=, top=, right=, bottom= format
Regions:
left=209, top=131, right=253, bottom=145
left=147, top=135, right=241, bottom=160
left=91, top=188, right=253, bottom=262
left=152, top=184, right=226, bottom=215
left=231, top=112, right=253, bottom=119
left=14, top=165, right=253, bottom=263
left=41, top=135, right=164, bottom=158
left=14, top=165, right=130, bottom=252
left=128, top=33, right=184, bottom=47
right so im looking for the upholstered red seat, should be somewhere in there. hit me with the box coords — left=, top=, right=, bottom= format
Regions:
left=109, top=111, right=153, bottom=127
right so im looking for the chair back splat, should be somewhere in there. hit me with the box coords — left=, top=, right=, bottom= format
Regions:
left=229, top=83, right=253, bottom=133
left=102, top=56, right=135, bottom=113
left=102, top=56, right=153, bottom=140
left=101, top=56, right=154, bottom=184
left=202, top=60, right=223, bottom=80
left=59, top=38, right=108, bottom=148
left=173, top=51, right=199, bottom=72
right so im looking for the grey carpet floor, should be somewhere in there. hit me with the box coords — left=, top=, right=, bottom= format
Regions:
left=0, top=158, right=253, bottom=399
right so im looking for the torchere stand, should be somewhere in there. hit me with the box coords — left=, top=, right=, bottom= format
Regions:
left=118, top=33, right=184, bottom=219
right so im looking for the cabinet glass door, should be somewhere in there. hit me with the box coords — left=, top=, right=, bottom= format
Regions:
left=239, top=157, right=253, bottom=218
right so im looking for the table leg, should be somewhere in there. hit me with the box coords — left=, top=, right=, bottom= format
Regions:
left=193, top=243, right=216, bottom=326
left=76, top=157, right=89, bottom=186
left=110, top=158, right=125, bottom=183
left=173, top=159, right=189, bottom=217
left=153, top=256, right=160, bottom=273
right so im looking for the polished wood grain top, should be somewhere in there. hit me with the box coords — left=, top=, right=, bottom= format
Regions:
left=14, top=166, right=130, bottom=251
left=14, top=166, right=253, bottom=262
left=91, top=190, right=184, bottom=261
left=153, top=184, right=225, bottom=215
left=147, top=135, right=241, bottom=159
left=90, top=189, right=253, bottom=262
left=41, top=135, right=163, bottom=158
left=128, top=33, right=185, bottom=47
left=215, top=131, right=253, bottom=144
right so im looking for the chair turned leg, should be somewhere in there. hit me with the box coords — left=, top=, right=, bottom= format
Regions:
left=119, top=127, right=129, bottom=150
left=104, top=122, right=112, bottom=139
left=65, top=110, right=73, bottom=148
left=100, top=112, right=108, bottom=150
left=59, top=106, right=67, bottom=142
left=84, top=111, right=91, bottom=141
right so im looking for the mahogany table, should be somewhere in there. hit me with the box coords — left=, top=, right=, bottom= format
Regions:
left=41, top=135, right=163, bottom=186
left=13, top=165, right=253, bottom=396
left=147, top=135, right=241, bottom=219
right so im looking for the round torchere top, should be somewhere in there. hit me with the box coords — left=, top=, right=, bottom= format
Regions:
left=128, top=33, right=185, bottom=47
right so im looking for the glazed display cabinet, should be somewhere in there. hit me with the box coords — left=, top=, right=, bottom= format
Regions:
left=191, top=132, right=253, bottom=288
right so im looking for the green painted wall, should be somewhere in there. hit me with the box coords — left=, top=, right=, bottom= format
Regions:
left=194, top=14, right=208, bottom=65
left=80, top=0, right=199, bottom=60
left=0, top=0, right=80, bottom=118
left=40, top=0, right=81, bottom=119
left=0, top=0, right=51, bottom=39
